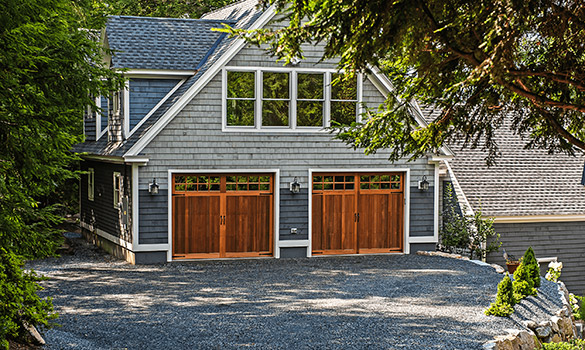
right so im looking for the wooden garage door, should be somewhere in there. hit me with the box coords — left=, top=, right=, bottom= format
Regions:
left=312, top=172, right=404, bottom=255
left=172, top=174, right=273, bottom=259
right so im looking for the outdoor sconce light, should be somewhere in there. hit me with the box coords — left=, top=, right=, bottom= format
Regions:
left=148, top=178, right=159, bottom=195
left=289, top=177, right=301, bottom=194
left=418, top=175, right=430, bottom=191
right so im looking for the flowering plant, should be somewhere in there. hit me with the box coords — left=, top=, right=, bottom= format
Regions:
left=545, top=261, right=562, bottom=282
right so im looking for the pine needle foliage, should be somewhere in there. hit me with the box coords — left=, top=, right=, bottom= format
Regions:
left=485, top=274, right=515, bottom=317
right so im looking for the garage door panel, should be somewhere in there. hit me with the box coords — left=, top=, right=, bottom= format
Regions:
left=312, top=192, right=356, bottom=253
left=172, top=173, right=273, bottom=259
left=312, top=172, right=404, bottom=255
left=225, top=195, right=271, bottom=254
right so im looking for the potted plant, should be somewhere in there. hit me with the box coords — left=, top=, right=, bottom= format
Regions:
left=503, top=249, right=520, bottom=273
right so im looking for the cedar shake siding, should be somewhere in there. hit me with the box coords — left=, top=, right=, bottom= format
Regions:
left=80, top=160, right=132, bottom=243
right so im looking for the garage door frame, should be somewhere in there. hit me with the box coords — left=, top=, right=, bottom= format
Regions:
left=167, top=169, right=280, bottom=261
left=308, top=168, right=411, bottom=257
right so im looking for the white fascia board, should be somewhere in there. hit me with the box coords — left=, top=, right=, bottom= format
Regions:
left=443, top=160, right=474, bottom=217
left=82, top=154, right=126, bottom=164
left=428, top=154, right=454, bottom=163
left=492, top=215, right=585, bottom=224
left=366, top=66, right=454, bottom=158
left=124, top=6, right=277, bottom=158
left=123, top=156, right=149, bottom=165
left=123, top=69, right=197, bottom=77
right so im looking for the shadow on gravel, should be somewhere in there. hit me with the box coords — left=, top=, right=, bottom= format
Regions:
left=28, top=241, right=560, bottom=350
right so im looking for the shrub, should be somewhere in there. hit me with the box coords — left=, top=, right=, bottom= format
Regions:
left=522, top=247, right=541, bottom=288
left=440, top=183, right=501, bottom=260
left=485, top=274, right=516, bottom=317
left=513, top=261, right=537, bottom=301
left=0, top=248, right=57, bottom=349
left=539, top=339, right=585, bottom=350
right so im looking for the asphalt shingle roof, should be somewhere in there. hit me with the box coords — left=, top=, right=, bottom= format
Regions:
left=107, top=16, right=234, bottom=70
left=423, top=105, right=585, bottom=217
left=75, top=0, right=263, bottom=157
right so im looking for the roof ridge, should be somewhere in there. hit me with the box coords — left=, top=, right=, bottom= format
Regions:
left=110, top=15, right=236, bottom=23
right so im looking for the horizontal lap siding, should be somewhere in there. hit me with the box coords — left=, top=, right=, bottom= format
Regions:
left=137, top=42, right=436, bottom=246
left=487, top=221, right=585, bottom=294
left=80, top=160, right=132, bottom=242
left=138, top=189, right=168, bottom=244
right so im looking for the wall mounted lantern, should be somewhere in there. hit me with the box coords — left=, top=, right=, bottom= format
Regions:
left=289, top=177, right=301, bottom=194
left=418, top=175, right=430, bottom=191
left=149, top=178, right=159, bottom=195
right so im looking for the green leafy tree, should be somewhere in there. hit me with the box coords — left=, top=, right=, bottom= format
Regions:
left=0, top=0, right=124, bottom=345
left=84, top=0, right=236, bottom=20
left=0, top=0, right=123, bottom=258
left=229, top=0, right=585, bottom=164
left=0, top=249, right=58, bottom=349
left=485, top=274, right=515, bottom=317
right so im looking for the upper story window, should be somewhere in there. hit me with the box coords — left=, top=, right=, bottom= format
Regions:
left=223, top=68, right=361, bottom=131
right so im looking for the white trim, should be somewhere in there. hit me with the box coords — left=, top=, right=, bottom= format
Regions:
left=124, top=5, right=277, bottom=157
left=444, top=160, right=474, bottom=217
left=113, top=172, right=122, bottom=209
left=82, top=155, right=125, bottom=164
left=433, top=163, right=439, bottom=242
left=123, top=156, right=149, bottom=165
left=96, top=96, right=108, bottom=141
left=428, top=155, right=454, bottom=162
left=366, top=67, right=454, bottom=158
left=133, top=244, right=170, bottom=252
left=131, top=164, right=139, bottom=249
left=278, top=240, right=310, bottom=248
left=80, top=221, right=133, bottom=251
left=88, top=168, right=95, bottom=201
left=166, top=168, right=281, bottom=262
left=127, top=79, right=186, bottom=138
left=123, top=80, right=130, bottom=139
left=123, top=69, right=197, bottom=77
left=222, top=68, right=362, bottom=132
left=307, top=167, right=411, bottom=255
left=492, top=215, right=585, bottom=223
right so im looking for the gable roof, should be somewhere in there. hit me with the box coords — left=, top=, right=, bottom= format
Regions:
left=75, top=0, right=265, bottom=157
left=443, top=118, right=585, bottom=218
left=106, top=16, right=235, bottom=71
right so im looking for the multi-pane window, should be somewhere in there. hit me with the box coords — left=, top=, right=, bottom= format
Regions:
left=224, top=69, right=359, bottom=130
left=330, top=73, right=358, bottom=126
left=88, top=168, right=95, bottom=201
left=226, top=71, right=255, bottom=126
left=262, top=72, right=290, bottom=126
left=297, top=73, right=324, bottom=127
left=113, top=172, right=123, bottom=208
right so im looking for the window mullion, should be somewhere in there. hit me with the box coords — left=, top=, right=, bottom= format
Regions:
left=255, top=70, right=262, bottom=129
left=291, top=70, right=297, bottom=130
left=324, top=72, right=331, bottom=127
left=357, top=72, right=363, bottom=122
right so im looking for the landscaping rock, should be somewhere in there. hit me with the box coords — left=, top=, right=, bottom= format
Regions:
left=21, top=321, right=45, bottom=346
left=535, top=325, right=552, bottom=338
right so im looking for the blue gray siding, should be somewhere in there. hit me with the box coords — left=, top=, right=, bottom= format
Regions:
left=80, top=160, right=132, bottom=242
left=84, top=109, right=96, bottom=141
left=487, top=221, right=585, bottom=294
left=129, top=78, right=179, bottom=130
left=99, top=95, right=108, bottom=135
left=134, top=42, right=437, bottom=252
left=138, top=189, right=168, bottom=245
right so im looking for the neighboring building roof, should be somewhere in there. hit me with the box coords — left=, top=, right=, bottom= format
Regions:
left=75, top=0, right=264, bottom=157
left=107, top=16, right=235, bottom=70
left=442, top=117, right=585, bottom=217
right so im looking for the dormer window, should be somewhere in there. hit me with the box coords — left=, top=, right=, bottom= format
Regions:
left=223, top=68, right=362, bottom=131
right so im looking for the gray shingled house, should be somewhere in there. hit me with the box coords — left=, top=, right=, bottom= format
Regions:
left=76, top=0, right=453, bottom=264
left=441, top=120, right=585, bottom=294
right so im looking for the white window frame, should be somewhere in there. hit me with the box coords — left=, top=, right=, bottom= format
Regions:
left=96, top=96, right=108, bottom=141
left=295, top=71, right=326, bottom=129
left=88, top=168, right=95, bottom=201
left=222, top=66, right=362, bottom=132
left=113, top=172, right=122, bottom=209
left=224, top=70, right=257, bottom=129
left=261, top=71, right=292, bottom=128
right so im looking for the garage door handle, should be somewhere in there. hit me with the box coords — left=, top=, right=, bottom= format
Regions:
left=220, top=215, right=225, bottom=225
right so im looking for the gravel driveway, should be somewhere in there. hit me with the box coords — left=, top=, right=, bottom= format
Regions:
left=28, top=235, right=562, bottom=350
